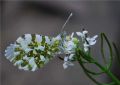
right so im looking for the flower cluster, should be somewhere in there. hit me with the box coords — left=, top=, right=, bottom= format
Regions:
left=5, top=30, right=98, bottom=71
left=76, top=30, right=98, bottom=52
left=62, top=30, right=98, bottom=69
left=62, top=33, right=79, bottom=69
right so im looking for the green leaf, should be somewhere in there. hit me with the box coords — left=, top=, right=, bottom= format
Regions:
left=78, top=58, right=116, bottom=85
left=78, top=58, right=115, bottom=85
left=101, top=33, right=107, bottom=64
left=100, top=33, right=113, bottom=70
left=112, top=42, right=120, bottom=66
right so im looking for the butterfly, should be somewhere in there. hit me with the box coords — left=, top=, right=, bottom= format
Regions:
left=4, top=13, right=98, bottom=71
left=4, top=13, right=76, bottom=71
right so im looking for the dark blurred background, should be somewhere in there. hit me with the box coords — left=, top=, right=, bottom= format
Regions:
left=1, top=1, right=120, bottom=85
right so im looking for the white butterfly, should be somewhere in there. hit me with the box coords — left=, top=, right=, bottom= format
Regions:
left=5, top=13, right=98, bottom=71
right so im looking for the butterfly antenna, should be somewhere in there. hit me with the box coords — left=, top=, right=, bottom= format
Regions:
left=61, top=13, right=73, bottom=33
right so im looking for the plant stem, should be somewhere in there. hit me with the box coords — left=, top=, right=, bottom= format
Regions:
left=94, top=62, right=120, bottom=85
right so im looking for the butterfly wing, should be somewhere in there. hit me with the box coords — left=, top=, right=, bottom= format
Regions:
left=5, top=34, right=60, bottom=71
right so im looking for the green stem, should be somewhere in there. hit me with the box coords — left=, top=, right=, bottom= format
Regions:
left=107, top=71, right=120, bottom=84
left=76, top=45, right=120, bottom=85
left=77, top=58, right=115, bottom=85
left=94, top=62, right=120, bottom=85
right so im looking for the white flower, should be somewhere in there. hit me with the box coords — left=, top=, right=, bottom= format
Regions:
left=83, top=42, right=90, bottom=52
left=63, top=62, right=68, bottom=69
left=58, top=33, right=76, bottom=69
left=63, top=61, right=74, bottom=69
left=76, top=30, right=98, bottom=52
left=36, top=34, right=42, bottom=43
left=68, top=54, right=74, bottom=60
left=63, top=54, right=74, bottom=69
left=64, top=56, right=69, bottom=62
left=63, top=56, right=74, bottom=69
left=86, top=35, right=98, bottom=45
left=84, top=35, right=98, bottom=52
left=64, top=40, right=76, bottom=53
left=76, top=30, right=88, bottom=39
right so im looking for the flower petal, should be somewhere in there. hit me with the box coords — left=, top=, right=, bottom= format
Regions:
left=63, top=62, right=68, bottom=69
left=69, top=54, right=74, bottom=60
left=64, top=56, right=68, bottom=62
left=83, top=30, right=88, bottom=35
left=76, top=32, right=82, bottom=36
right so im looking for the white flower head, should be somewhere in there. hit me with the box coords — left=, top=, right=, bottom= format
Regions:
left=83, top=42, right=89, bottom=52
left=64, top=56, right=69, bottom=62
left=83, top=35, right=98, bottom=52
left=76, top=30, right=98, bottom=52
left=69, top=54, right=74, bottom=60
left=76, top=30, right=88, bottom=39
left=63, top=56, right=74, bottom=69
left=63, top=54, right=75, bottom=69
left=64, top=40, right=76, bottom=54
left=86, top=35, right=98, bottom=45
